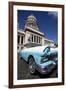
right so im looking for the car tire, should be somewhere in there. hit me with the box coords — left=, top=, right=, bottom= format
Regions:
left=28, top=57, right=36, bottom=74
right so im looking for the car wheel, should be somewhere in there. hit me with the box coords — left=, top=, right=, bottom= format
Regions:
left=28, top=57, right=36, bottom=74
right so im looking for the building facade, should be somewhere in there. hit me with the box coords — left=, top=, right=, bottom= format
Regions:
left=17, top=14, right=55, bottom=50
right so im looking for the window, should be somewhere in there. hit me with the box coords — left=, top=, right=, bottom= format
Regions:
left=39, top=37, right=40, bottom=43
left=18, top=35, right=20, bottom=44
left=44, top=40, right=50, bottom=45
left=31, top=34, right=33, bottom=42
left=37, top=36, right=38, bottom=43
left=34, top=35, right=36, bottom=42
left=21, top=47, right=23, bottom=49
left=21, top=36, right=23, bottom=44
left=17, top=46, right=19, bottom=49
left=40, top=37, right=42, bottom=44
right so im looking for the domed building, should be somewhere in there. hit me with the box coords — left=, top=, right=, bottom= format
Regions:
left=17, top=14, right=55, bottom=50
left=25, top=14, right=39, bottom=31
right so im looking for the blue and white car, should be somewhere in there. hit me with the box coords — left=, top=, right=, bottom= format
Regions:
left=18, top=45, right=58, bottom=74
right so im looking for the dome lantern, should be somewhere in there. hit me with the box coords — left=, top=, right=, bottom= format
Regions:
left=25, top=14, right=39, bottom=31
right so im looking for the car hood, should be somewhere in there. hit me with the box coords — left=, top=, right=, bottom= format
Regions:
left=22, top=46, right=48, bottom=53
left=21, top=46, right=48, bottom=56
left=21, top=46, right=58, bottom=56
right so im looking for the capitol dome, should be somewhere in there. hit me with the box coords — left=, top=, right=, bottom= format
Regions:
left=27, top=14, right=37, bottom=21
left=25, top=14, right=39, bottom=31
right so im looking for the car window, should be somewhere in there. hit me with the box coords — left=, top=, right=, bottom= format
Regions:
left=43, top=47, right=50, bottom=53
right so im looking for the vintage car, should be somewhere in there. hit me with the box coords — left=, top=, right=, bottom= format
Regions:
left=18, top=45, right=58, bottom=74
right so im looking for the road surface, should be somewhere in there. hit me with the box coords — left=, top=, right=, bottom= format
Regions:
left=17, top=58, right=58, bottom=80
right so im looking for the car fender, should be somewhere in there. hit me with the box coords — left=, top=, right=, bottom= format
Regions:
left=28, top=53, right=41, bottom=65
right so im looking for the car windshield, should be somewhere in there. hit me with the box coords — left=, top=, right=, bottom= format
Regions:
left=47, top=47, right=58, bottom=58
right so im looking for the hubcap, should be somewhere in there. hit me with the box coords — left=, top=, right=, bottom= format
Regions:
left=29, top=58, right=35, bottom=74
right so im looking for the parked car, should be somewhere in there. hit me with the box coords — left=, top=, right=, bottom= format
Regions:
left=18, top=45, right=58, bottom=74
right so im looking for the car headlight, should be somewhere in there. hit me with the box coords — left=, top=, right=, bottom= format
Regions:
left=41, top=57, right=48, bottom=63
left=53, top=57, right=58, bottom=61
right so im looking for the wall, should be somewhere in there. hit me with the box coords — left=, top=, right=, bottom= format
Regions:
left=0, top=0, right=66, bottom=90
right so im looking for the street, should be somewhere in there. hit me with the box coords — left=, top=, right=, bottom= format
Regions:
left=17, top=58, right=58, bottom=80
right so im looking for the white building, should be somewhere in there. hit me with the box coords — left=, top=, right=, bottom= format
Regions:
left=17, top=14, right=55, bottom=50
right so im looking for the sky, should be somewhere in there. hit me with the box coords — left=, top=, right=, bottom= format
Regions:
left=17, top=10, right=58, bottom=43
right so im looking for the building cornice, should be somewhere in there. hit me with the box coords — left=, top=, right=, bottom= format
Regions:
left=17, top=29, right=25, bottom=35
left=24, top=26, right=44, bottom=37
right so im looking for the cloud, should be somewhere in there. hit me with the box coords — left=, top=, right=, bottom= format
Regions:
left=48, top=12, right=58, bottom=18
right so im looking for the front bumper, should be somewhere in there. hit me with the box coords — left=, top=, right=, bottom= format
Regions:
left=36, top=62, right=56, bottom=74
